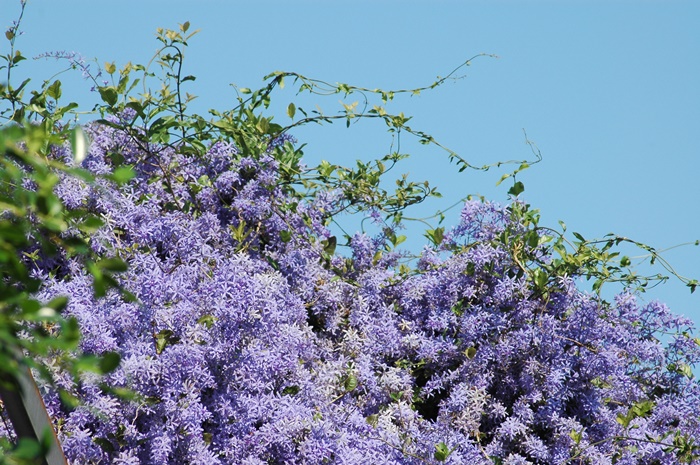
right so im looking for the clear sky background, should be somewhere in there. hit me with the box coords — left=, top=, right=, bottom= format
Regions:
left=5, top=1, right=699, bottom=324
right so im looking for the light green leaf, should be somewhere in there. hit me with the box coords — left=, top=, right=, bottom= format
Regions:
left=344, top=374, right=358, bottom=391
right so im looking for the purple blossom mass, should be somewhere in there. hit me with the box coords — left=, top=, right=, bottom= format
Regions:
left=6, top=116, right=700, bottom=464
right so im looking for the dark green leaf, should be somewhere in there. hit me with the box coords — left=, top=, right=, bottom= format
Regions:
left=282, top=385, right=300, bottom=396
left=78, top=216, right=104, bottom=233
left=154, top=329, right=179, bottom=355
left=466, top=262, right=476, bottom=276
left=11, top=52, right=26, bottom=65
left=98, top=351, right=121, bottom=373
left=94, top=437, right=116, bottom=453
left=97, top=257, right=128, bottom=273
left=322, top=236, right=337, bottom=255
left=58, top=388, right=80, bottom=411
left=508, top=181, right=524, bottom=197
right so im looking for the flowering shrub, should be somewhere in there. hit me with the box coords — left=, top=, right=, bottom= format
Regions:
left=2, top=10, right=700, bottom=465
left=2, top=114, right=691, bottom=464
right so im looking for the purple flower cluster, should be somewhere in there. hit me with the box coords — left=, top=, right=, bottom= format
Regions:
left=16, top=120, right=700, bottom=464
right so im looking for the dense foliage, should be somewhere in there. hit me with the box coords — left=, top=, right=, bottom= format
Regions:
left=2, top=7, right=700, bottom=465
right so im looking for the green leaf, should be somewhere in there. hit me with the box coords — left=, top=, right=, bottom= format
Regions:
left=281, top=385, right=300, bottom=396
left=425, top=227, right=444, bottom=247
left=466, top=262, right=476, bottom=276
left=47, top=295, right=69, bottom=313
left=96, top=257, right=128, bottom=273
left=11, top=51, right=26, bottom=65
left=318, top=160, right=334, bottom=177
left=496, top=172, right=511, bottom=186
left=617, top=399, right=655, bottom=428
left=78, top=216, right=104, bottom=233
left=344, top=374, right=358, bottom=391
left=669, top=362, right=694, bottom=379
left=13, top=438, right=42, bottom=460
left=155, top=329, right=179, bottom=355
left=592, top=279, right=604, bottom=294
left=464, top=346, right=477, bottom=359
left=679, top=363, right=694, bottom=378
left=434, top=442, right=452, bottom=461
left=534, top=269, right=548, bottom=289
left=108, top=166, right=136, bottom=184
left=322, top=236, right=337, bottom=255
left=47, top=80, right=62, bottom=100
left=569, top=429, right=582, bottom=444
left=98, top=86, right=118, bottom=106
left=61, top=236, right=90, bottom=254
left=125, top=101, right=146, bottom=119
left=392, top=234, right=407, bottom=247
left=508, top=181, right=524, bottom=197
left=197, top=314, right=217, bottom=329
left=58, top=389, right=81, bottom=410
left=280, top=230, right=292, bottom=243
left=94, top=437, right=115, bottom=453
left=98, top=351, right=121, bottom=373
left=287, top=102, right=296, bottom=119
left=59, top=317, right=81, bottom=348
left=155, top=332, right=169, bottom=355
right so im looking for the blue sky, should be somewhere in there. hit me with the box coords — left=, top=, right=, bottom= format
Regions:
left=6, top=1, right=699, bottom=322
